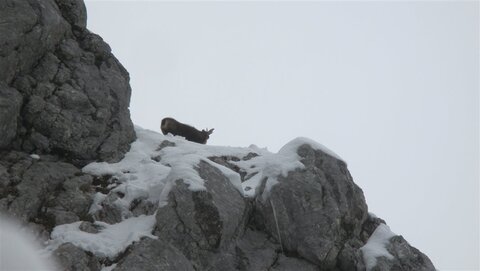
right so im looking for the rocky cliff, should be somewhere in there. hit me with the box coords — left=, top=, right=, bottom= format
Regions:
left=0, top=1, right=436, bottom=270
left=0, top=0, right=135, bottom=166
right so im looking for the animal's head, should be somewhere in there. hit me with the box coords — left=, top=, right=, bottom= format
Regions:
left=200, top=128, right=214, bottom=144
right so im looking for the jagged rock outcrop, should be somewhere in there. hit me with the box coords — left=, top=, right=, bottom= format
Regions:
left=254, top=144, right=368, bottom=269
left=0, top=151, right=80, bottom=224
left=0, top=0, right=135, bottom=166
left=154, top=160, right=248, bottom=269
left=0, top=1, right=436, bottom=271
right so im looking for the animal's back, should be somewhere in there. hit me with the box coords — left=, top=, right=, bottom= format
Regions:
left=160, top=117, right=213, bottom=144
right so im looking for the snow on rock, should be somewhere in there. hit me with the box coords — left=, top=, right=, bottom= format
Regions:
left=233, top=145, right=304, bottom=199
left=360, top=223, right=397, bottom=271
left=83, top=127, right=172, bottom=212
left=82, top=126, right=337, bottom=209
left=46, top=214, right=157, bottom=259
left=89, top=192, right=108, bottom=214
left=235, top=137, right=344, bottom=199
left=61, top=126, right=342, bottom=260
left=280, top=137, right=345, bottom=162
left=83, top=127, right=251, bottom=208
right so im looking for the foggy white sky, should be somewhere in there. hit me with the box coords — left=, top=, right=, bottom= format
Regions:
left=85, top=1, right=479, bottom=270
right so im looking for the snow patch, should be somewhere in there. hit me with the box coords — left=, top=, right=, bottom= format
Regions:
left=233, top=148, right=304, bottom=200
left=82, top=127, right=255, bottom=213
left=280, top=137, right=344, bottom=162
left=30, top=154, right=40, bottom=159
left=82, top=126, right=341, bottom=206
left=83, top=127, right=172, bottom=213
left=234, top=136, right=343, bottom=199
left=88, top=192, right=107, bottom=214
left=361, top=223, right=396, bottom=271
left=46, top=214, right=157, bottom=259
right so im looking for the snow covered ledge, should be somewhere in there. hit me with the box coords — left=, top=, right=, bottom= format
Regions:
left=44, top=126, right=346, bottom=263
left=235, top=137, right=345, bottom=198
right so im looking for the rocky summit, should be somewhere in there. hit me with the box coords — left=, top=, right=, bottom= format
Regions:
left=0, top=1, right=436, bottom=270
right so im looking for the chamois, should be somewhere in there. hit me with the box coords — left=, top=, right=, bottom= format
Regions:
left=161, top=117, right=214, bottom=144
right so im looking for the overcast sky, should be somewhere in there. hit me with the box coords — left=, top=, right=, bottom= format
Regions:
left=85, top=1, right=479, bottom=270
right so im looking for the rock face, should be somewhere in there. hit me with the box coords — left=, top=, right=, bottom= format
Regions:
left=0, top=0, right=135, bottom=166
left=0, top=1, right=436, bottom=271
left=153, top=160, right=249, bottom=270
left=254, top=144, right=368, bottom=269
left=53, top=243, right=100, bottom=271
left=114, top=238, right=195, bottom=271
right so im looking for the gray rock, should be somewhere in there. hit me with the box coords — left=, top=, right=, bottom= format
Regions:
left=7, top=160, right=79, bottom=222
left=0, top=82, right=22, bottom=149
left=114, top=238, right=195, bottom=271
left=156, top=140, right=176, bottom=151
left=130, top=198, right=158, bottom=217
left=0, top=164, right=10, bottom=197
left=233, top=229, right=279, bottom=270
left=55, top=0, right=87, bottom=29
left=337, top=239, right=366, bottom=271
left=208, top=155, right=249, bottom=182
left=371, top=235, right=436, bottom=271
left=53, top=243, right=100, bottom=271
left=46, top=208, right=80, bottom=226
left=0, top=150, right=97, bottom=236
left=1, top=0, right=135, bottom=166
left=271, top=255, right=319, bottom=271
left=0, top=0, right=69, bottom=84
left=154, top=160, right=247, bottom=269
left=210, top=228, right=320, bottom=271
left=91, top=192, right=124, bottom=224
left=254, top=144, right=368, bottom=268
left=51, top=175, right=94, bottom=218
left=210, top=229, right=280, bottom=271
left=79, top=221, right=99, bottom=234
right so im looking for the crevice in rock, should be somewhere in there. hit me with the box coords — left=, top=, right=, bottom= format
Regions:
left=267, top=249, right=281, bottom=271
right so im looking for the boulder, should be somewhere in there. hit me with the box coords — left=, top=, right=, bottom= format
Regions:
left=0, top=0, right=135, bottom=166
left=53, top=243, right=100, bottom=271
left=0, top=0, right=69, bottom=84
left=154, top=160, right=248, bottom=269
left=254, top=144, right=368, bottom=268
left=208, top=229, right=280, bottom=270
left=371, top=235, right=436, bottom=271
left=5, top=156, right=80, bottom=223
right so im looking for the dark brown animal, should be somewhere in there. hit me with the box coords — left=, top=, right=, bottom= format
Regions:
left=161, top=117, right=214, bottom=144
